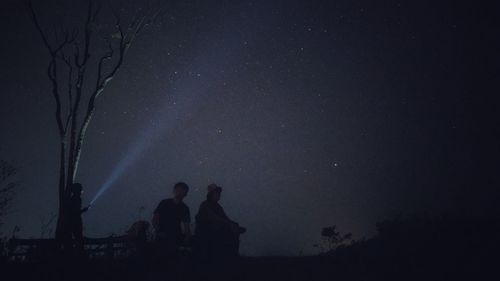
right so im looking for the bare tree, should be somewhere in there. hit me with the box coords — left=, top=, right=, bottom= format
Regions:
left=0, top=160, right=17, bottom=228
left=28, top=0, right=162, bottom=247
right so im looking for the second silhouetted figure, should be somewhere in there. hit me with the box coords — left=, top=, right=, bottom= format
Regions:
left=194, top=183, right=246, bottom=259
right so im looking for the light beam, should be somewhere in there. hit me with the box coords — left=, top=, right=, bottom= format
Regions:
left=89, top=20, right=255, bottom=205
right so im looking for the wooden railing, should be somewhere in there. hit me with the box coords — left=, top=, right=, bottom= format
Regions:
left=7, top=236, right=131, bottom=261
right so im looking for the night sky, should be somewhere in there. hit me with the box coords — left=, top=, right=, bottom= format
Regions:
left=1, top=0, right=499, bottom=256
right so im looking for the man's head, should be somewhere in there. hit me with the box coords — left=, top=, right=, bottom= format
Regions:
left=173, top=182, right=189, bottom=200
left=71, top=183, right=83, bottom=197
left=207, top=183, right=222, bottom=202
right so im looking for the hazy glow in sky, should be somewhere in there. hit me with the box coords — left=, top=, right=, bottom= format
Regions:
left=1, top=0, right=496, bottom=256
left=91, top=18, right=251, bottom=206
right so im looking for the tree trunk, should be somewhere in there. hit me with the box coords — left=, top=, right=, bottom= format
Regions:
left=55, top=140, right=67, bottom=248
left=29, top=0, right=157, bottom=255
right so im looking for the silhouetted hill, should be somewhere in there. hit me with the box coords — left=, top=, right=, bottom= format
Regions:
left=325, top=215, right=500, bottom=280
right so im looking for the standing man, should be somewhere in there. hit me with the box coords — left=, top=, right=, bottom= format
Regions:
left=152, top=182, right=191, bottom=258
left=195, top=183, right=246, bottom=259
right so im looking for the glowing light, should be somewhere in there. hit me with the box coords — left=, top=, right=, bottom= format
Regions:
left=90, top=79, right=210, bottom=205
left=89, top=21, right=252, bottom=205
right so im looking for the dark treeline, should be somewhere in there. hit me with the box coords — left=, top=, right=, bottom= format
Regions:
left=319, top=215, right=500, bottom=280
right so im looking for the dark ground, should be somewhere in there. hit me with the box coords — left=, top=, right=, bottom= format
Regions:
left=2, top=216, right=498, bottom=281
left=1, top=255, right=494, bottom=281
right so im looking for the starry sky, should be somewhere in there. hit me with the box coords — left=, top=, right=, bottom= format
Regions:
left=1, top=0, right=499, bottom=255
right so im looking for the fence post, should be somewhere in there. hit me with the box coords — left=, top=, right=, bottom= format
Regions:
left=106, top=238, right=114, bottom=259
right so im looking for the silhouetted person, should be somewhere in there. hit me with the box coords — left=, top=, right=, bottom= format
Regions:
left=67, top=183, right=89, bottom=256
left=152, top=182, right=191, bottom=259
left=126, top=220, right=151, bottom=256
left=195, top=184, right=246, bottom=260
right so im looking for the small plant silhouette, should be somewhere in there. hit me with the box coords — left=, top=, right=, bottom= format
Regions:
left=314, top=225, right=352, bottom=254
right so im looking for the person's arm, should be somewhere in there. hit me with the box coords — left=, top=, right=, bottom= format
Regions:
left=204, top=205, right=232, bottom=227
left=214, top=206, right=245, bottom=234
left=181, top=222, right=191, bottom=237
left=181, top=207, right=192, bottom=237
left=152, top=212, right=160, bottom=230
left=81, top=205, right=90, bottom=213
left=152, top=201, right=163, bottom=230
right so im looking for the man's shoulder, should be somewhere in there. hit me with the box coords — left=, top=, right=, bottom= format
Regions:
left=199, top=200, right=209, bottom=208
left=155, top=198, right=173, bottom=209
left=214, top=202, right=224, bottom=211
left=161, top=198, right=189, bottom=208
left=158, top=198, right=171, bottom=204
left=200, top=200, right=216, bottom=211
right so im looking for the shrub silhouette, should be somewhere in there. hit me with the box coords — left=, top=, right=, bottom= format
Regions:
left=315, top=225, right=352, bottom=254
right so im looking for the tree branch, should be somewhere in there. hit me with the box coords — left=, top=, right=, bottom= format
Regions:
left=28, top=1, right=53, bottom=53
left=29, top=1, right=78, bottom=137
left=75, top=0, right=93, bottom=68
left=58, top=51, right=74, bottom=132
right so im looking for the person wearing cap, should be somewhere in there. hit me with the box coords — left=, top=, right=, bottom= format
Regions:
left=152, top=182, right=191, bottom=258
left=194, top=183, right=246, bottom=260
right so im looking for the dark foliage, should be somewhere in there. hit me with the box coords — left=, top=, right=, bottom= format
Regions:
left=315, top=225, right=352, bottom=253
left=0, top=160, right=17, bottom=227
left=326, top=215, right=500, bottom=280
